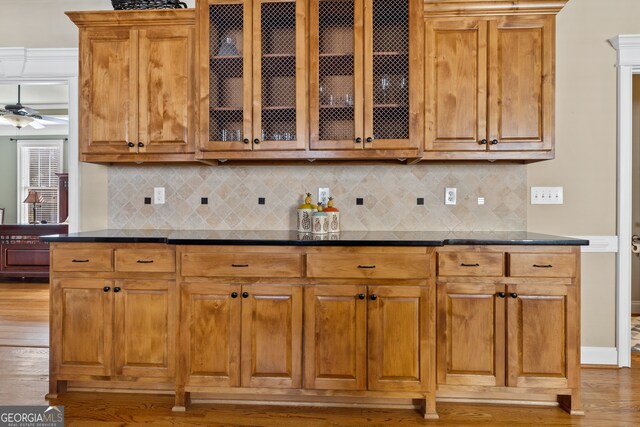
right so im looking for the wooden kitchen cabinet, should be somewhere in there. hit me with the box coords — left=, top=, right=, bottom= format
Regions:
left=67, top=10, right=196, bottom=162
left=424, top=1, right=564, bottom=161
left=309, top=0, right=423, bottom=152
left=436, top=246, right=582, bottom=414
left=48, top=243, right=177, bottom=398
left=197, top=0, right=307, bottom=153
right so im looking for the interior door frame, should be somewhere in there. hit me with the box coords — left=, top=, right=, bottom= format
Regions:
left=0, top=48, right=80, bottom=232
left=610, top=35, right=640, bottom=368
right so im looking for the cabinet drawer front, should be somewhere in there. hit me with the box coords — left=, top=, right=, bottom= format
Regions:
left=508, top=253, right=576, bottom=278
left=307, top=254, right=430, bottom=279
left=115, top=249, right=175, bottom=273
left=438, top=252, right=503, bottom=276
left=181, top=253, right=302, bottom=277
left=52, top=248, right=113, bottom=272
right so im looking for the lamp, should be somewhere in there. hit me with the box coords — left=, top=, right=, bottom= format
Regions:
left=23, top=191, right=44, bottom=224
left=3, top=114, right=34, bottom=129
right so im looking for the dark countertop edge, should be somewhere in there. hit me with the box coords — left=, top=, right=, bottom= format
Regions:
left=166, top=239, right=444, bottom=247
left=443, top=238, right=589, bottom=246
left=41, top=235, right=168, bottom=244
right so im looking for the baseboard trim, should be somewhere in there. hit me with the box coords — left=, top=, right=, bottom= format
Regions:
left=581, top=346, right=618, bottom=365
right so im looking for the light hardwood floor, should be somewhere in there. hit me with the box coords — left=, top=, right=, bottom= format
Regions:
left=1, top=281, right=639, bottom=426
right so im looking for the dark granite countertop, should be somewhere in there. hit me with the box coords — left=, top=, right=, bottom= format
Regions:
left=41, top=229, right=589, bottom=246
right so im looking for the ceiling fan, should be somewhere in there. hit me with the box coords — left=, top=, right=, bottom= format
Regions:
left=0, top=85, right=68, bottom=129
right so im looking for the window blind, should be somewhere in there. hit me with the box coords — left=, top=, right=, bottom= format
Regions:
left=17, top=142, right=63, bottom=224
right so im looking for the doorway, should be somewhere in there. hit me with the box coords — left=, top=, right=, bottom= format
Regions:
left=632, top=74, right=640, bottom=352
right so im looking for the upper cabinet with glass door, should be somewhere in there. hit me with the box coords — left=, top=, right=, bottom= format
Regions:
left=309, top=0, right=423, bottom=153
left=198, top=0, right=307, bottom=154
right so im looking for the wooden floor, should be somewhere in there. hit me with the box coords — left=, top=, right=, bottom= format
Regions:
left=1, top=282, right=640, bottom=426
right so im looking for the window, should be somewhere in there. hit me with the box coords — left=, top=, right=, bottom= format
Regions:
left=17, top=140, right=64, bottom=224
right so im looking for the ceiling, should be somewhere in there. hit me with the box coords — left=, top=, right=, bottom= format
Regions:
left=0, top=83, right=69, bottom=135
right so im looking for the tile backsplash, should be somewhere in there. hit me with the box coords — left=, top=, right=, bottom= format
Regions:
left=108, top=163, right=526, bottom=231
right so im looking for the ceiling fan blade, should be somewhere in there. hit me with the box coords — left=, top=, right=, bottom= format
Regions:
left=28, top=120, right=45, bottom=129
left=37, top=115, right=68, bottom=124
left=0, top=108, right=8, bottom=116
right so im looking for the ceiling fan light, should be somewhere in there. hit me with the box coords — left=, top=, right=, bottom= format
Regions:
left=4, top=114, right=34, bottom=129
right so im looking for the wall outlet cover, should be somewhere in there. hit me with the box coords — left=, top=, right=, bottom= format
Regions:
left=153, top=187, right=165, bottom=205
left=445, top=188, right=457, bottom=205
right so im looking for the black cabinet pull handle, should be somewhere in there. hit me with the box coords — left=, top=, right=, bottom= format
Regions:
left=72, top=259, right=89, bottom=263
left=232, top=264, right=249, bottom=268
left=461, top=263, right=480, bottom=267
left=242, top=292, right=249, bottom=298
left=366, top=137, right=373, bottom=143
left=243, top=138, right=249, bottom=144
left=355, top=137, right=362, bottom=143
left=103, top=286, right=111, bottom=293
left=479, top=139, right=487, bottom=145
left=358, top=293, right=365, bottom=300
left=357, top=265, right=376, bottom=269
left=497, top=292, right=506, bottom=298
left=114, top=287, right=121, bottom=293
left=127, top=142, right=135, bottom=148
left=254, top=139, right=260, bottom=144
left=533, top=264, right=553, bottom=268
left=138, top=142, right=144, bottom=148
left=231, top=292, right=238, bottom=298
left=510, top=292, right=518, bottom=299
left=137, top=260, right=154, bottom=264
left=490, top=139, right=498, bottom=145
left=370, top=294, right=378, bottom=301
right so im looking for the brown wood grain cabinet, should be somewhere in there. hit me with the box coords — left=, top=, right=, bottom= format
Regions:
left=67, top=10, right=196, bottom=163
left=435, top=245, right=583, bottom=415
left=48, top=243, right=178, bottom=398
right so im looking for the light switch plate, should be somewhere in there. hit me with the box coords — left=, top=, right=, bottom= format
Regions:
left=531, top=186, right=563, bottom=205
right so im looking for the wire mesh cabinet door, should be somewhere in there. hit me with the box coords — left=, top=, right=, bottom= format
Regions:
left=200, top=0, right=253, bottom=151
left=309, top=0, right=365, bottom=151
left=252, top=0, right=308, bottom=151
left=363, top=0, right=421, bottom=151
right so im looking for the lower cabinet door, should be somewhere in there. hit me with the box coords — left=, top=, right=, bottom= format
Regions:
left=304, top=284, right=367, bottom=390
left=241, top=284, right=302, bottom=388
left=507, top=284, right=574, bottom=389
left=437, top=282, right=505, bottom=386
left=54, top=278, right=113, bottom=376
left=113, top=280, right=176, bottom=378
left=181, top=283, right=241, bottom=387
left=367, top=285, right=429, bottom=392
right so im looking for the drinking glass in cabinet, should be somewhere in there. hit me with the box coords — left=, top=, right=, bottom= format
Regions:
left=379, top=75, right=390, bottom=103
left=219, top=36, right=238, bottom=56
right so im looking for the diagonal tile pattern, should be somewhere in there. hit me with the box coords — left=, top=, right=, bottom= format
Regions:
left=108, top=163, right=527, bottom=231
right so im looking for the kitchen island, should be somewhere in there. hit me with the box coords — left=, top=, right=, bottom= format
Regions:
left=42, top=230, right=587, bottom=419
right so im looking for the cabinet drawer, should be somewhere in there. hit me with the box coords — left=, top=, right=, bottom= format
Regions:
left=437, top=252, right=504, bottom=277
left=508, top=253, right=576, bottom=278
left=115, top=249, right=175, bottom=273
left=52, top=248, right=113, bottom=272
left=307, top=254, right=430, bottom=279
left=181, top=253, right=302, bottom=277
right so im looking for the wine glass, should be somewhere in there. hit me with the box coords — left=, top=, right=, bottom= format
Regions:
left=380, top=75, right=390, bottom=104
left=399, top=76, right=408, bottom=104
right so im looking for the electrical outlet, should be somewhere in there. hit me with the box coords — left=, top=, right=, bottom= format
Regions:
left=153, top=187, right=165, bottom=205
left=531, top=186, right=563, bottom=205
left=445, top=188, right=457, bottom=205
left=318, top=187, right=330, bottom=206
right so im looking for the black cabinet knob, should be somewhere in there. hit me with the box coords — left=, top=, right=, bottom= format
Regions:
left=242, top=292, right=249, bottom=298
left=370, top=294, right=378, bottom=301
left=366, top=137, right=373, bottom=143
left=497, top=292, right=506, bottom=298
left=491, top=139, right=498, bottom=145
left=479, top=139, right=487, bottom=145
left=231, top=292, right=238, bottom=298
left=103, top=286, right=111, bottom=293
left=113, top=287, right=121, bottom=293
left=358, top=293, right=365, bottom=300
left=127, top=142, right=135, bottom=148
left=510, top=292, right=518, bottom=299
left=254, top=139, right=260, bottom=145
left=243, top=138, right=250, bottom=144
left=138, top=142, right=144, bottom=148
left=355, top=137, right=362, bottom=143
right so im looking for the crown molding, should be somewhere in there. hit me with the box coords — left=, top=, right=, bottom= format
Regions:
left=609, top=35, right=640, bottom=67
left=424, top=0, right=568, bottom=17
left=66, top=8, right=195, bottom=27
left=0, top=48, right=78, bottom=79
